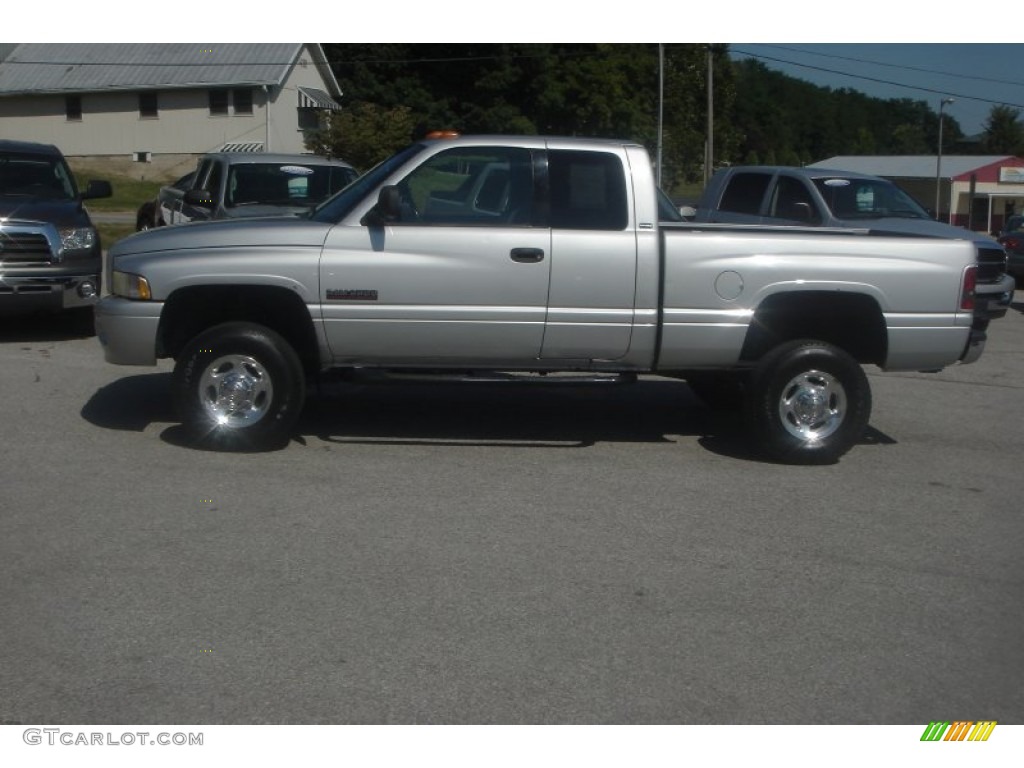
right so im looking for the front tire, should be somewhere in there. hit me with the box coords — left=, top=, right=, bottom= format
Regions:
left=746, top=340, right=871, bottom=464
left=173, top=322, right=305, bottom=450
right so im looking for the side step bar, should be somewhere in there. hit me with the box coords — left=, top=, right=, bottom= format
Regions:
left=333, top=369, right=639, bottom=386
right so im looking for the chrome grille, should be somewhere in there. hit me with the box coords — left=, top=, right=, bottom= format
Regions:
left=0, top=230, right=54, bottom=266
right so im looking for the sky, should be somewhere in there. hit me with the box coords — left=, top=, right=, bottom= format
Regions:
left=730, top=44, right=1024, bottom=137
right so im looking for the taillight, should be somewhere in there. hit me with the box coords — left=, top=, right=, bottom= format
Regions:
left=960, top=264, right=977, bottom=311
left=1003, top=236, right=1021, bottom=250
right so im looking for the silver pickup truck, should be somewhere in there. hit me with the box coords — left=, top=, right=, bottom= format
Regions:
left=691, top=164, right=1015, bottom=320
left=96, top=135, right=1004, bottom=464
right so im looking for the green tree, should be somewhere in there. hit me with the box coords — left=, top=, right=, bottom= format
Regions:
left=780, top=148, right=802, bottom=166
left=305, top=102, right=416, bottom=170
left=982, top=105, right=1024, bottom=154
left=318, top=44, right=737, bottom=191
left=889, top=123, right=929, bottom=154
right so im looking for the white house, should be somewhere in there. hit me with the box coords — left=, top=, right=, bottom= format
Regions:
left=0, top=43, right=343, bottom=178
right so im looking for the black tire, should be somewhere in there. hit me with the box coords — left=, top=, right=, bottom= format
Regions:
left=172, top=322, right=305, bottom=450
left=745, top=340, right=871, bottom=465
left=686, top=371, right=747, bottom=411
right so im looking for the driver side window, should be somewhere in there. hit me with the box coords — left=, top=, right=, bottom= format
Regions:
left=393, top=147, right=534, bottom=226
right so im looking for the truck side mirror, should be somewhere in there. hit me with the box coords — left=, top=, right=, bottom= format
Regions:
left=792, top=201, right=815, bottom=223
left=361, top=185, right=402, bottom=227
left=183, top=189, right=215, bottom=208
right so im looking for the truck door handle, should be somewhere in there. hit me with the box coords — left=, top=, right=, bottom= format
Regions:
left=510, top=248, right=545, bottom=263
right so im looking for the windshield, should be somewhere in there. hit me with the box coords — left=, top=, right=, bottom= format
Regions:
left=225, top=162, right=357, bottom=209
left=813, top=177, right=929, bottom=220
left=0, top=154, right=77, bottom=199
left=311, top=143, right=426, bottom=223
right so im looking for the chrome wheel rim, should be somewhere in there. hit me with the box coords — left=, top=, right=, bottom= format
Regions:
left=777, top=369, right=846, bottom=442
left=198, top=354, right=274, bottom=428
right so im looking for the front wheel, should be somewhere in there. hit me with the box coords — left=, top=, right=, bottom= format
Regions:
left=173, top=322, right=306, bottom=450
left=746, top=340, right=871, bottom=464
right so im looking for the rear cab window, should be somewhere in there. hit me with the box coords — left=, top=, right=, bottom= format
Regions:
left=718, top=171, right=772, bottom=215
left=547, top=150, right=628, bottom=230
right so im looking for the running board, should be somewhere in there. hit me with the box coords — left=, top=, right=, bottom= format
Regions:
left=339, top=369, right=639, bottom=386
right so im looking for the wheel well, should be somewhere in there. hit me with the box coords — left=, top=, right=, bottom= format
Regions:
left=158, top=285, right=319, bottom=372
left=740, top=291, right=887, bottom=365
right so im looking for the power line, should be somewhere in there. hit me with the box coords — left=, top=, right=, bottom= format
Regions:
left=0, top=49, right=617, bottom=69
left=756, top=44, right=1024, bottom=90
left=732, top=47, right=1024, bottom=112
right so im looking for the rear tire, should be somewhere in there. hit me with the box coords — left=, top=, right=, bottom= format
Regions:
left=172, top=322, right=305, bottom=450
left=746, top=340, right=871, bottom=464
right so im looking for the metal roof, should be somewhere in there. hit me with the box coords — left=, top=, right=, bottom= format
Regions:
left=0, top=44, right=340, bottom=95
left=808, top=155, right=1015, bottom=179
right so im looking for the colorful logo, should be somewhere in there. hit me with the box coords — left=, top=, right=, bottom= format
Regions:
left=920, top=721, right=997, bottom=741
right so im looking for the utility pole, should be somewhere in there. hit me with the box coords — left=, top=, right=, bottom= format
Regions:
left=935, top=97, right=954, bottom=221
left=705, top=45, right=714, bottom=185
left=656, top=43, right=664, bottom=188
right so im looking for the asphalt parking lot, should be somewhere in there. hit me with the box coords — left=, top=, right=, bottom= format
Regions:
left=0, top=297, right=1022, bottom=725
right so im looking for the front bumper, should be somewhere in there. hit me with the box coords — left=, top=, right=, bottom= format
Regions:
left=94, top=295, right=163, bottom=365
left=0, top=272, right=101, bottom=314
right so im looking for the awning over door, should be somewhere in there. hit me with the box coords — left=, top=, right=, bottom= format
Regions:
left=297, top=87, right=341, bottom=111
left=219, top=142, right=264, bottom=153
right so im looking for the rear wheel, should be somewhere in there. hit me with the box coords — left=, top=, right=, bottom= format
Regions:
left=746, top=340, right=871, bottom=464
left=173, top=322, right=305, bottom=450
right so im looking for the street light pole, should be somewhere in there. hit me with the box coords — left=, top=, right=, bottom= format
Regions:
left=935, top=97, right=955, bottom=221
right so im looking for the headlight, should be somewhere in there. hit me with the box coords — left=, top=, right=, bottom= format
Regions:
left=59, top=226, right=97, bottom=252
left=111, top=271, right=152, bottom=300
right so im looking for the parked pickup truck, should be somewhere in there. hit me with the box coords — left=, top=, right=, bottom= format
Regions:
left=692, top=165, right=1015, bottom=320
left=166, top=152, right=359, bottom=225
left=95, top=136, right=1005, bottom=464
left=1, top=139, right=112, bottom=322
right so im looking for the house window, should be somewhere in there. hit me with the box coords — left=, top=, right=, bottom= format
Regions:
left=233, top=89, right=253, bottom=115
left=209, top=89, right=229, bottom=116
left=139, top=92, right=158, bottom=119
left=65, top=95, right=82, bottom=121
left=298, top=107, right=320, bottom=131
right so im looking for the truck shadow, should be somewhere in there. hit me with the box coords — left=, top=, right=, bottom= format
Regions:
left=0, top=309, right=95, bottom=342
left=81, top=374, right=897, bottom=461
left=301, top=377, right=710, bottom=449
left=80, top=372, right=176, bottom=431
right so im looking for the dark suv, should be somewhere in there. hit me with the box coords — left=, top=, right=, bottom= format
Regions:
left=0, top=140, right=112, bottom=323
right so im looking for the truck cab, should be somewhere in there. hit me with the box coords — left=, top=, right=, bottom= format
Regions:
left=173, top=152, right=359, bottom=224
